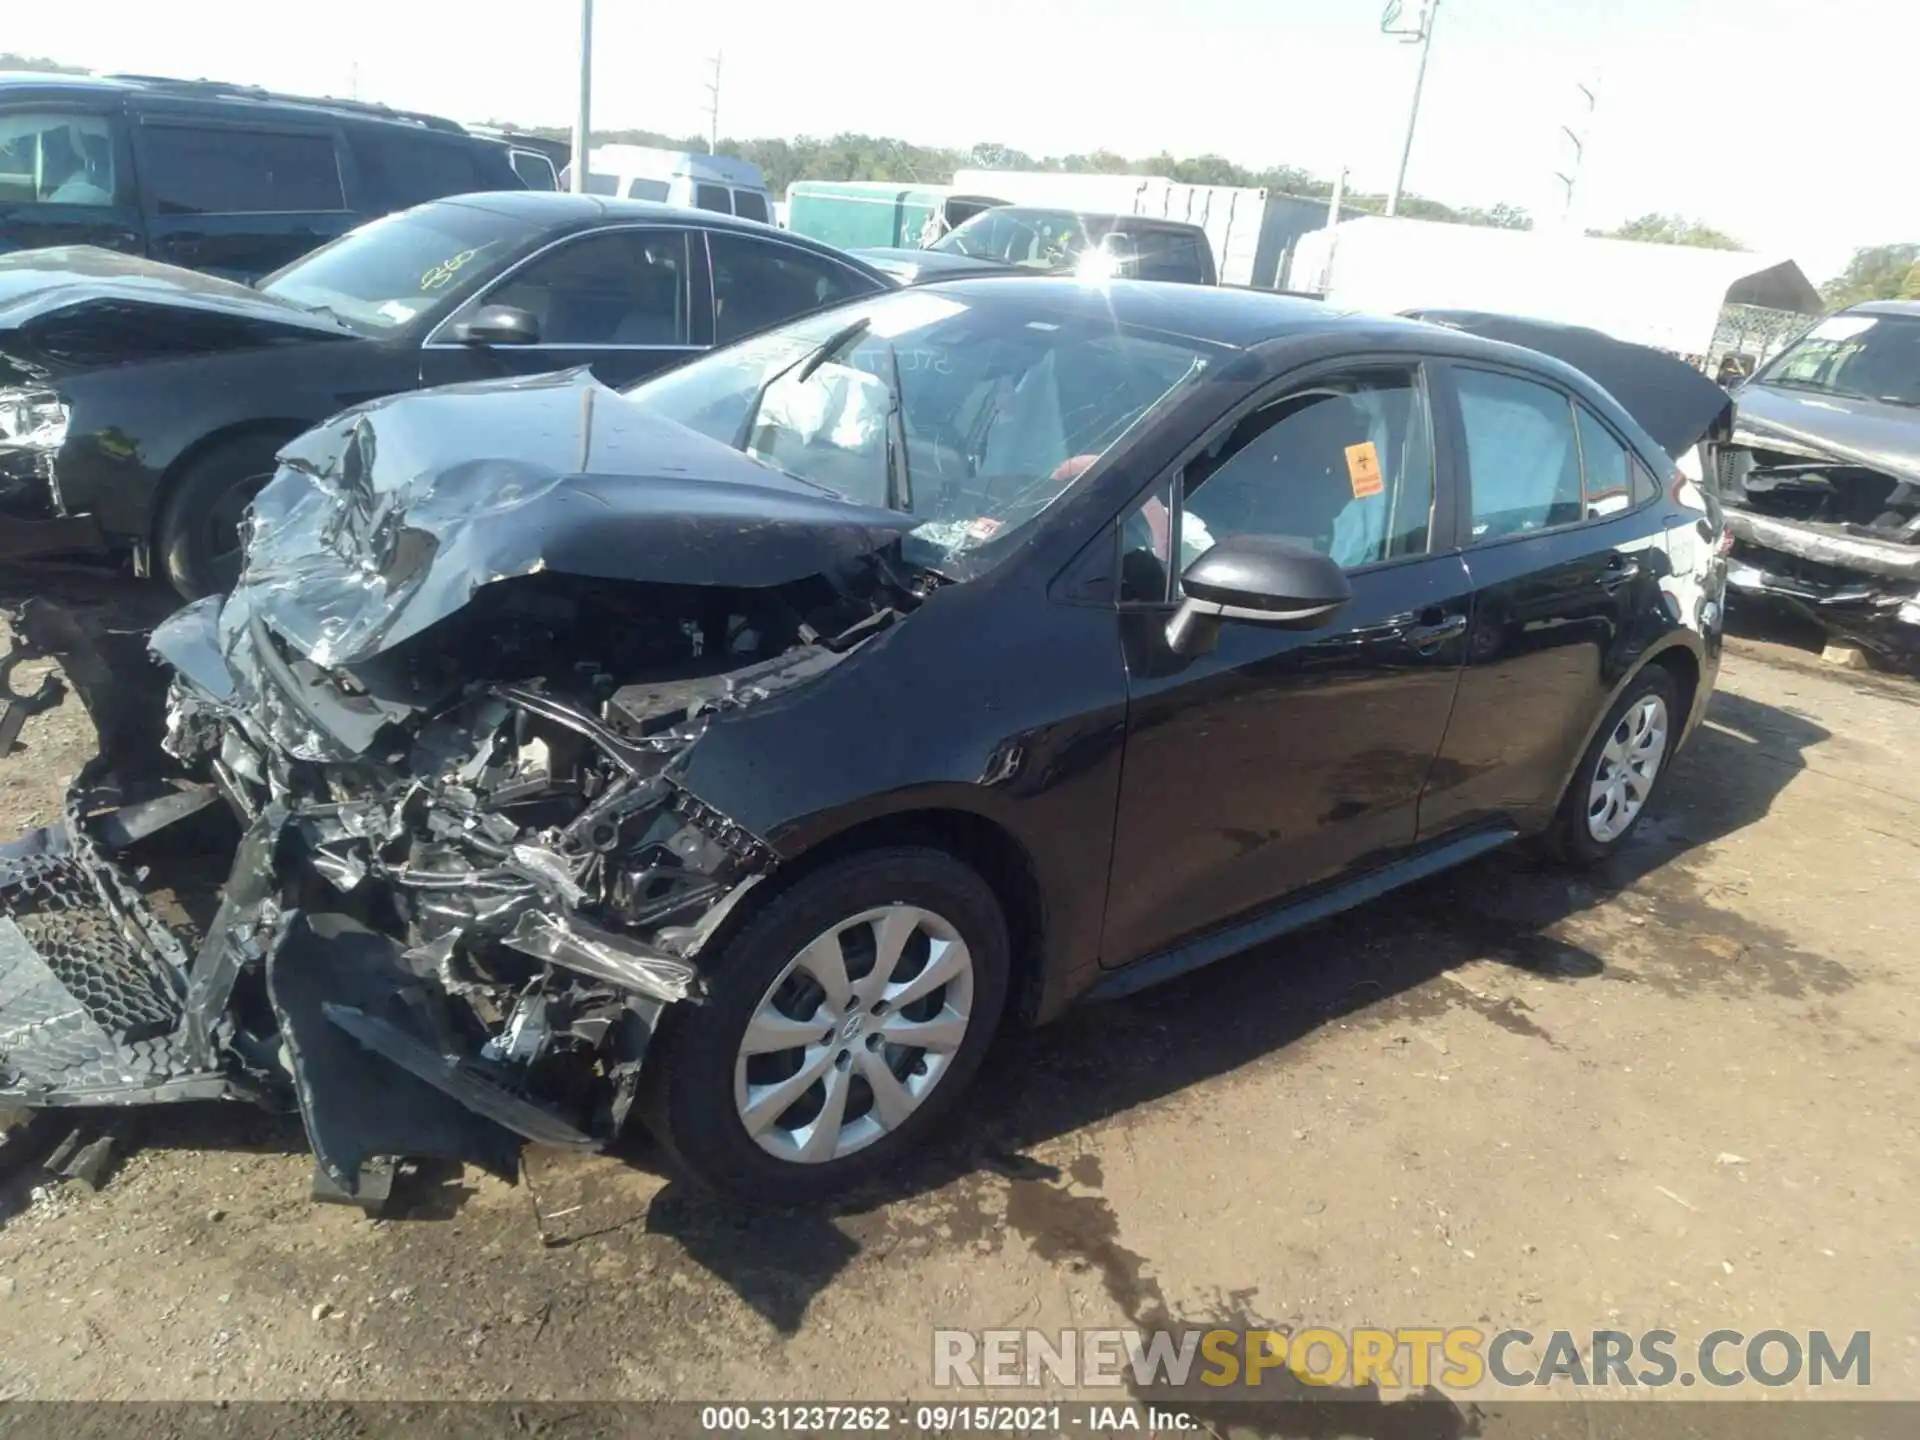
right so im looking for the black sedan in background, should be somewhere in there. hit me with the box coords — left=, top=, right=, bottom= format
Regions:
left=0, top=279, right=1732, bottom=1206
left=0, top=192, right=892, bottom=595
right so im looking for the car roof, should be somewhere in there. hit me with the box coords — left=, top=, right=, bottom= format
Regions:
left=0, top=71, right=475, bottom=137
left=982, top=206, right=1204, bottom=232
left=910, top=276, right=1428, bottom=349
left=431, top=193, right=893, bottom=272
left=1846, top=300, right=1920, bottom=319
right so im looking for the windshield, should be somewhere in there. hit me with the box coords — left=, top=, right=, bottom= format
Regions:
left=932, top=208, right=1113, bottom=270
left=1758, top=312, right=1920, bottom=407
left=625, top=288, right=1214, bottom=573
left=260, top=204, right=541, bottom=333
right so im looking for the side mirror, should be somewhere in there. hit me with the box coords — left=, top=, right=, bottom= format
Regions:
left=454, top=303, right=541, bottom=346
left=1166, top=534, right=1352, bottom=654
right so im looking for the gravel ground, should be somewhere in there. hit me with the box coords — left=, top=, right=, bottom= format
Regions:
left=2, top=570, right=1916, bottom=1419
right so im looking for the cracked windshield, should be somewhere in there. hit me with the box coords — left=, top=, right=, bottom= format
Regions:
left=627, top=289, right=1213, bottom=569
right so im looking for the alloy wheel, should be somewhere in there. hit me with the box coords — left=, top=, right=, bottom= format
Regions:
left=1587, top=694, right=1669, bottom=843
left=732, top=904, right=976, bottom=1164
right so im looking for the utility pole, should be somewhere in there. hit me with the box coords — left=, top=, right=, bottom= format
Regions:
left=1554, top=77, right=1599, bottom=227
left=570, top=0, right=594, bottom=193
left=1382, top=0, right=1440, bottom=217
left=704, top=52, right=723, bottom=153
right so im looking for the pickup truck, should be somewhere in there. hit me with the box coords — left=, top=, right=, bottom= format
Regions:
left=855, top=205, right=1218, bottom=286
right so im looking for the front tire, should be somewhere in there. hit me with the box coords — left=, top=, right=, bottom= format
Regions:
left=645, top=847, right=1010, bottom=1203
left=156, top=434, right=285, bottom=599
left=1552, top=666, right=1679, bottom=865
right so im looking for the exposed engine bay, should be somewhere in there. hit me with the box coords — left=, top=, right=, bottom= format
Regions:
left=1714, top=431, right=1920, bottom=668
left=0, top=375, right=930, bottom=1207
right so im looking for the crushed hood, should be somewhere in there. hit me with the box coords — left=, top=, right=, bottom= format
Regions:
left=230, top=367, right=920, bottom=670
left=1403, top=309, right=1734, bottom=460
left=1729, top=381, right=1920, bottom=487
left=0, top=245, right=352, bottom=380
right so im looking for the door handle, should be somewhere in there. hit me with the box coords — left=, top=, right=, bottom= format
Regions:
left=1597, top=556, right=1642, bottom=591
left=1405, top=613, right=1468, bottom=649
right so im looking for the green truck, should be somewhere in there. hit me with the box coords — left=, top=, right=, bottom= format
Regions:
left=784, top=181, right=1008, bottom=251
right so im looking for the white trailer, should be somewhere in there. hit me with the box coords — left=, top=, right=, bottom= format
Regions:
left=1287, top=216, right=1822, bottom=357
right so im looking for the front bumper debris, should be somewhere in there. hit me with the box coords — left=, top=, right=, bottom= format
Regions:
left=1715, top=438, right=1920, bottom=668
left=0, top=593, right=814, bottom=1207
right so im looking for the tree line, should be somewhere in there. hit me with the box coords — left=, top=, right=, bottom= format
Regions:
left=8, top=51, right=1913, bottom=298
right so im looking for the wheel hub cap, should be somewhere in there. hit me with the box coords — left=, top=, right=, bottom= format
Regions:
left=733, top=903, right=976, bottom=1165
left=1587, top=694, right=1670, bottom=843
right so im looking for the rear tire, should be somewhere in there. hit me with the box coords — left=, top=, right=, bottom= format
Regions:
left=157, top=434, right=285, bottom=599
left=1551, top=666, right=1679, bottom=865
left=644, top=846, right=1010, bottom=1203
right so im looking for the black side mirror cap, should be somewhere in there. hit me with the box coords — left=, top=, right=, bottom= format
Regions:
left=454, top=303, right=541, bottom=346
left=1167, top=534, right=1352, bottom=653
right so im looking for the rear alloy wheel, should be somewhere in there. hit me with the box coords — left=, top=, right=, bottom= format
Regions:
left=1553, top=666, right=1679, bottom=864
left=646, top=847, right=1010, bottom=1201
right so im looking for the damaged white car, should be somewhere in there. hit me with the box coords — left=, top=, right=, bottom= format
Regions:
left=1716, top=302, right=1920, bottom=666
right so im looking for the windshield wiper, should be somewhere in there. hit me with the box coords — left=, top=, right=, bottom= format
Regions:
left=733, top=316, right=874, bottom=449
left=883, top=340, right=912, bottom=514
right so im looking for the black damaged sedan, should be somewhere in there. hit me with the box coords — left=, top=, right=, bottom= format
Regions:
left=0, top=281, right=1732, bottom=1204
left=0, top=191, right=890, bottom=597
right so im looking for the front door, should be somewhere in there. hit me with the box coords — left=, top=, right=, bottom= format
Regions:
left=0, top=105, right=143, bottom=256
left=1102, top=362, right=1473, bottom=968
left=418, top=227, right=704, bottom=391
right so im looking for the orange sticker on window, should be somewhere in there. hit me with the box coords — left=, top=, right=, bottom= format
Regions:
left=1345, top=441, right=1385, bottom=498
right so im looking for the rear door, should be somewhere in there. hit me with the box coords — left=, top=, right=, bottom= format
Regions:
left=1418, top=362, right=1671, bottom=836
left=133, top=113, right=356, bottom=280
left=1102, top=359, right=1474, bottom=967
left=0, top=99, right=143, bottom=256
left=418, top=225, right=705, bottom=389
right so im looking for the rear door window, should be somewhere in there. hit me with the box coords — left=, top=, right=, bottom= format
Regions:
left=693, top=183, right=732, bottom=215
left=141, top=123, right=345, bottom=214
left=508, top=149, right=557, bottom=190
left=355, top=132, right=485, bottom=207
left=708, top=232, right=881, bottom=344
left=732, top=190, right=771, bottom=224
left=625, top=177, right=670, bottom=201
left=1132, top=230, right=1209, bottom=282
left=0, top=111, right=119, bottom=206
left=1455, top=368, right=1584, bottom=539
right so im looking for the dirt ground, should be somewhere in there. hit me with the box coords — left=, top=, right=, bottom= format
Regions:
left=1, top=569, right=1917, bottom=1417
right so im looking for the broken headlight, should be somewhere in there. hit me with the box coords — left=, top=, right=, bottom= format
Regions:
left=0, top=388, right=69, bottom=452
left=0, top=388, right=70, bottom=514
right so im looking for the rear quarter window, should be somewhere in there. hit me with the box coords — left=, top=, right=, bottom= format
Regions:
left=355, top=132, right=487, bottom=207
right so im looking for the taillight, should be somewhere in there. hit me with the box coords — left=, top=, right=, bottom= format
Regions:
left=1714, top=524, right=1735, bottom=557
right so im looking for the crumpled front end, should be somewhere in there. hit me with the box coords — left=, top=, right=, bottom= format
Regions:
left=1, top=378, right=924, bottom=1205
left=1713, top=410, right=1920, bottom=666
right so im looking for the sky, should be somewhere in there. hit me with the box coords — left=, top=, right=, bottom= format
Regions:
left=7, top=0, right=1912, bottom=284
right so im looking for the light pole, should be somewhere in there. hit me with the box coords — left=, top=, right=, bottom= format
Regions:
left=570, top=0, right=594, bottom=193
left=1382, top=0, right=1440, bottom=217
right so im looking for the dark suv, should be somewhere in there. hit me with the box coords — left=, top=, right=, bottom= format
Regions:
left=0, top=72, right=524, bottom=281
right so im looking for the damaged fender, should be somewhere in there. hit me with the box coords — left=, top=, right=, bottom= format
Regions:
left=0, top=373, right=931, bottom=1201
